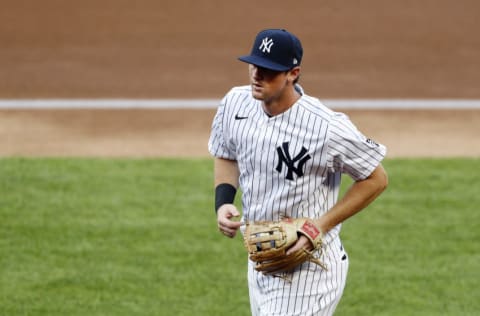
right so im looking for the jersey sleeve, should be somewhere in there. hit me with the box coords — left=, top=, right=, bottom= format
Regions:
left=326, top=112, right=387, bottom=181
left=208, top=95, right=237, bottom=160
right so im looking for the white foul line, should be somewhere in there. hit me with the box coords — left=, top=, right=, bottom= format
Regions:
left=0, top=99, right=479, bottom=109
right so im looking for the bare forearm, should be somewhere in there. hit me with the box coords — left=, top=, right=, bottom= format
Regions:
left=214, top=157, right=242, bottom=237
left=214, top=158, right=240, bottom=187
left=316, top=164, right=388, bottom=233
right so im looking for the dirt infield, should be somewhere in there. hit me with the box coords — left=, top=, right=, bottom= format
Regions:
left=1, top=108, right=478, bottom=158
left=0, top=1, right=479, bottom=158
left=1, top=0, right=480, bottom=99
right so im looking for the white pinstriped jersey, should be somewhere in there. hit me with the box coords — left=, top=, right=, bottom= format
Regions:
left=209, top=85, right=386, bottom=245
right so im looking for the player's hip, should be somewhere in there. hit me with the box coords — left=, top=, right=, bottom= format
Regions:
left=247, top=237, right=349, bottom=315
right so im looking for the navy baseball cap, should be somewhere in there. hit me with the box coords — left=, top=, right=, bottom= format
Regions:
left=238, top=29, right=303, bottom=71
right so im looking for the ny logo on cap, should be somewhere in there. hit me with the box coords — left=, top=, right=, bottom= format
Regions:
left=259, top=37, right=274, bottom=53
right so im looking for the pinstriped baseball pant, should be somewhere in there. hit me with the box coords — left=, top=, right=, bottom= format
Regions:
left=248, top=237, right=349, bottom=316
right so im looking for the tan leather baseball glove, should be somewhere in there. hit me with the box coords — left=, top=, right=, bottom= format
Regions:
left=243, top=218, right=326, bottom=276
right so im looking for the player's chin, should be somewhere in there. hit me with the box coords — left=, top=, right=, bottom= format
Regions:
left=251, top=89, right=265, bottom=101
left=251, top=92, right=264, bottom=101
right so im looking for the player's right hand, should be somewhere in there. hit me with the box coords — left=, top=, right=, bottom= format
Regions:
left=217, top=204, right=242, bottom=238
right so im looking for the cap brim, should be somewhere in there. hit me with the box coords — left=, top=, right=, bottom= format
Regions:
left=238, top=55, right=290, bottom=71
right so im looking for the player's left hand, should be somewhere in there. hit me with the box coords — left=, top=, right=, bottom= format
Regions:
left=244, top=218, right=326, bottom=275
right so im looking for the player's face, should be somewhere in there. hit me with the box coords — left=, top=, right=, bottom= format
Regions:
left=249, top=65, right=289, bottom=102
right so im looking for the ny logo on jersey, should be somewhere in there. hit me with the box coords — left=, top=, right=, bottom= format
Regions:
left=276, top=142, right=311, bottom=181
left=259, top=37, right=274, bottom=53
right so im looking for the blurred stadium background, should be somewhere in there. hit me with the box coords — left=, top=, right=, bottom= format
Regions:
left=0, top=0, right=479, bottom=157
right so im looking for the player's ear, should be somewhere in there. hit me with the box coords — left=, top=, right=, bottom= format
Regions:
left=288, top=67, right=301, bottom=84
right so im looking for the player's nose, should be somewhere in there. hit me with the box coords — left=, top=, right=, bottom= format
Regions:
left=250, top=65, right=263, bottom=80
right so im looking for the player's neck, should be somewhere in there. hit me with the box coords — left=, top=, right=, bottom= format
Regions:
left=262, top=88, right=301, bottom=117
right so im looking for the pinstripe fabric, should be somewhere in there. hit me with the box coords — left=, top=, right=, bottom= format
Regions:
left=208, top=85, right=386, bottom=315
left=248, top=238, right=348, bottom=316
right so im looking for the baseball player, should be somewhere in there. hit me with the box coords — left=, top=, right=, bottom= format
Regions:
left=209, top=29, right=388, bottom=316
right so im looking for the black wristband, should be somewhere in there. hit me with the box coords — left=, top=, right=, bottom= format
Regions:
left=215, top=183, right=237, bottom=213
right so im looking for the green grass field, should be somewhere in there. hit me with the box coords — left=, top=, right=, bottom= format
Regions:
left=0, top=158, right=478, bottom=315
